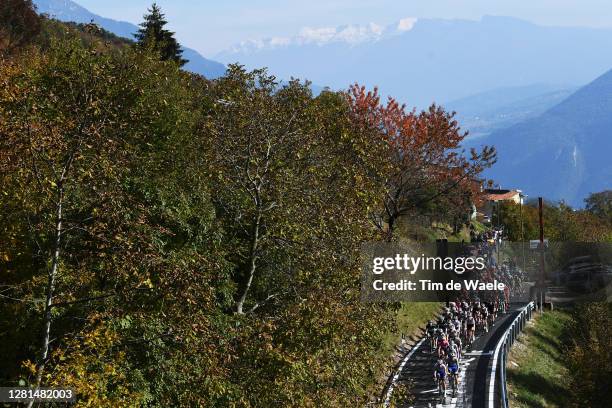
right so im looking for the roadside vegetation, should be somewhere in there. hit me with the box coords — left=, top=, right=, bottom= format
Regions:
left=507, top=303, right=612, bottom=408
left=506, top=310, right=573, bottom=408
left=564, top=303, right=612, bottom=406
left=496, top=196, right=612, bottom=242
left=383, top=302, right=442, bottom=354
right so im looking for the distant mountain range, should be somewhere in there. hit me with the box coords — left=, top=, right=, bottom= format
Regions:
left=29, top=3, right=612, bottom=205
left=447, top=84, right=577, bottom=139
left=33, top=0, right=226, bottom=79
left=218, top=15, right=612, bottom=108
left=217, top=14, right=612, bottom=204
left=469, top=70, right=612, bottom=206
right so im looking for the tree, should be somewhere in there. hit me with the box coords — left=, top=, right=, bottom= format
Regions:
left=0, top=0, right=41, bottom=54
left=346, top=85, right=496, bottom=240
left=566, top=303, right=612, bottom=406
left=206, top=66, right=395, bottom=406
left=135, top=3, right=187, bottom=66
left=585, top=190, right=612, bottom=222
left=499, top=200, right=612, bottom=243
left=210, top=67, right=305, bottom=314
left=0, top=37, right=216, bottom=405
left=1, top=39, right=138, bottom=405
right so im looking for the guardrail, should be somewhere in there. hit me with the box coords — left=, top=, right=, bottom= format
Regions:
left=496, top=302, right=535, bottom=408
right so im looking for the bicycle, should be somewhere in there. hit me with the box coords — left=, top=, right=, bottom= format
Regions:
left=465, top=321, right=475, bottom=345
left=487, top=311, right=495, bottom=330
left=436, top=375, right=447, bottom=404
left=449, top=366, right=459, bottom=397
left=429, top=332, right=436, bottom=353
left=481, top=314, right=489, bottom=333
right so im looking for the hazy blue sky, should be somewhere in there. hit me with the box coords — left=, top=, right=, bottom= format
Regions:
left=76, top=0, right=612, bottom=55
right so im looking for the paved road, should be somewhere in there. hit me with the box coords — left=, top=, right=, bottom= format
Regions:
left=397, top=305, right=524, bottom=408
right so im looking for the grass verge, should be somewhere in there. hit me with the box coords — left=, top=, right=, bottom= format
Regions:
left=506, top=310, right=573, bottom=408
left=382, top=302, right=441, bottom=355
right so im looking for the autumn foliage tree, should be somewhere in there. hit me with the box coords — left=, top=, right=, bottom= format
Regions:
left=0, top=0, right=41, bottom=54
left=1, top=39, right=146, bottom=400
left=346, top=85, right=496, bottom=239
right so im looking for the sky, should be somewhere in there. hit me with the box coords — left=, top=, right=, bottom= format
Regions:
left=75, top=0, right=612, bottom=56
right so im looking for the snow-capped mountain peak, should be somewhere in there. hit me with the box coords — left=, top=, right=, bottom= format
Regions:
left=220, top=17, right=418, bottom=55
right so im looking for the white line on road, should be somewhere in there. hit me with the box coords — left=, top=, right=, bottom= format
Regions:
left=465, top=351, right=493, bottom=356
left=384, top=337, right=427, bottom=407
left=488, top=321, right=508, bottom=408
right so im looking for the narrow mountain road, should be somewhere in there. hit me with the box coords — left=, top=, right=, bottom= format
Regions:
left=396, top=304, right=525, bottom=408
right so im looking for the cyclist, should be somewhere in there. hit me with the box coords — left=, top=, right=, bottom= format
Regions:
left=474, top=308, right=483, bottom=335
left=466, top=313, right=476, bottom=344
left=443, top=317, right=453, bottom=336
left=487, top=301, right=496, bottom=321
left=449, top=301, right=458, bottom=316
left=472, top=301, right=480, bottom=315
left=481, top=304, right=489, bottom=333
left=450, top=332, right=462, bottom=360
left=437, top=335, right=450, bottom=359
left=447, top=352, right=460, bottom=396
left=448, top=336, right=459, bottom=357
left=452, top=315, right=462, bottom=334
left=486, top=301, right=495, bottom=328
left=460, top=309, right=468, bottom=339
left=441, top=334, right=458, bottom=359
left=433, top=358, right=448, bottom=398
left=426, top=320, right=437, bottom=352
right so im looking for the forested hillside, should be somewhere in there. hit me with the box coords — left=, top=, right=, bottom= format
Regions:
left=0, top=3, right=495, bottom=407
left=479, top=68, right=612, bottom=206
left=33, top=0, right=228, bottom=79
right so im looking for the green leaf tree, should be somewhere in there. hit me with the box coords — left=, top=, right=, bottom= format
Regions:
left=585, top=190, right=612, bottom=222
left=0, top=37, right=221, bottom=406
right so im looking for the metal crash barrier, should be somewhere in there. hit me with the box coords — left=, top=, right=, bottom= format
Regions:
left=498, top=302, right=535, bottom=408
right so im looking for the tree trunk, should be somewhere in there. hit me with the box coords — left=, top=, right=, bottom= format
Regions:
left=27, top=187, right=63, bottom=408
left=386, top=215, right=396, bottom=242
left=236, top=211, right=261, bottom=314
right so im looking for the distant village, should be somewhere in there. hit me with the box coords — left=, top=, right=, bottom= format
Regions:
left=472, top=181, right=524, bottom=224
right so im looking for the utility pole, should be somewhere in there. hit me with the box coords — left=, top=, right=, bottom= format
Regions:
left=538, top=197, right=546, bottom=312
left=520, top=194, right=524, bottom=241
left=520, top=194, right=526, bottom=279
